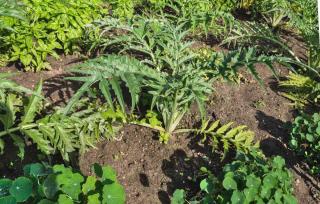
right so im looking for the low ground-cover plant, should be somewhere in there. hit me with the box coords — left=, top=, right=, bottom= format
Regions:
left=289, top=112, right=320, bottom=175
left=0, top=0, right=106, bottom=71
left=0, top=163, right=125, bottom=204
left=172, top=150, right=297, bottom=204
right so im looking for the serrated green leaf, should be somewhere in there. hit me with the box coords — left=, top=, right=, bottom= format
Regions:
left=217, top=122, right=233, bottom=134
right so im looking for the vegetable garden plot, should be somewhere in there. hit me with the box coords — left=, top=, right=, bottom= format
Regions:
left=0, top=0, right=319, bottom=203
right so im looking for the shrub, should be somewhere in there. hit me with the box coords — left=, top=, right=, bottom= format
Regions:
left=0, top=163, right=125, bottom=204
left=172, top=151, right=297, bottom=204
left=289, top=112, right=320, bottom=175
left=0, top=0, right=107, bottom=71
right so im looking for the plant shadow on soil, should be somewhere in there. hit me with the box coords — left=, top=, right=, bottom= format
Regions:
left=79, top=123, right=231, bottom=204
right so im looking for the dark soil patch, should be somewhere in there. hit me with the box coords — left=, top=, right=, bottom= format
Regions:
left=79, top=125, right=223, bottom=204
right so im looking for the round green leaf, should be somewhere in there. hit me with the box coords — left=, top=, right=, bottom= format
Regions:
left=102, top=166, right=117, bottom=182
left=23, top=163, right=48, bottom=177
left=200, top=178, right=214, bottom=193
left=171, top=189, right=185, bottom=204
left=244, top=187, right=258, bottom=202
left=272, top=156, right=285, bottom=169
left=306, top=134, right=314, bottom=142
left=56, top=172, right=84, bottom=200
left=0, top=179, right=12, bottom=197
left=102, top=182, right=125, bottom=204
left=231, top=190, right=245, bottom=204
left=88, top=193, right=100, bottom=204
left=289, top=139, right=298, bottom=149
left=260, top=186, right=271, bottom=199
left=58, top=194, right=73, bottom=204
left=9, top=177, right=33, bottom=202
left=222, top=176, right=237, bottom=190
left=263, top=175, right=277, bottom=189
left=246, top=174, right=261, bottom=188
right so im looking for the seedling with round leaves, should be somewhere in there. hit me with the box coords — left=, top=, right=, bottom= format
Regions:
left=0, top=163, right=125, bottom=204
left=172, top=150, right=297, bottom=204
left=289, top=112, right=320, bottom=175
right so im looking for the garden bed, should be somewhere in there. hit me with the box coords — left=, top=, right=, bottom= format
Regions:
left=0, top=60, right=317, bottom=203
left=1, top=0, right=319, bottom=203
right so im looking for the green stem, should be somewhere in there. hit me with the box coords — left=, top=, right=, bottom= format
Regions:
left=0, top=123, right=38, bottom=137
left=173, top=128, right=197, bottom=134
left=130, top=121, right=166, bottom=132
left=167, top=91, right=178, bottom=134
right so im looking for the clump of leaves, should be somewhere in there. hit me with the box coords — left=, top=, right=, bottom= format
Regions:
left=0, top=0, right=106, bottom=71
left=0, top=76, right=124, bottom=161
left=70, top=20, right=215, bottom=143
left=279, top=73, right=320, bottom=108
left=198, top=120, right=257, bottom=158
left=204, top=47, right=286, bottom=84
left=172, top=150, right=297, bottom=204
left=0, top=0, right=25, bottom=30
left=0, top=163, right=125, bottom=204
left=66, top=53, right=213, bottom=143
left=78, top=18, right=284, bottom=143
left=289, top=112, right=320, bottom=175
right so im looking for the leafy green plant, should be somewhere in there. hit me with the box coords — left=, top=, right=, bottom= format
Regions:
left=0, top=75, right=124, bottom=160
left=65, top=53, right=213, bottom=143
left=173, top=151, right=297, bottom=204
left=224, top=21, right=301, bottom=62
left=0, top=163, right=125, bottom=204
left=0, top=0, right=106, bottom=71
left=289, top=112, right=320, bottom=175
left=0, top=0, right=25, bottom=30
left=70, top=20, right=216, bottom=142
left=279, top=73, right=320, bottom=107
left=249, top=0, right=291, bottom=28
left=204, top=47, right=285, bottom=84
left=78, top=17, right=284, bottom=143
left=197, top=120, right=257, bottom=158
